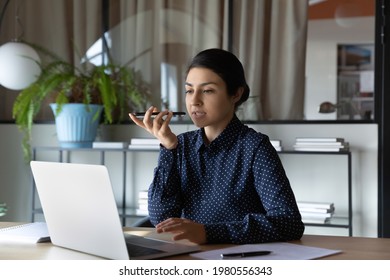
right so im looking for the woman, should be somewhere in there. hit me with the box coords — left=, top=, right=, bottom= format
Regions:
left=129, top=48, right=304, bottom=244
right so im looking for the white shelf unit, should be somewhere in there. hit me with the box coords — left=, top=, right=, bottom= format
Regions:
left=279, top=151, right=352, bottom=236
left=31, top=146, right=158, bottom=226
left=31, top=147, right=352, bottom=236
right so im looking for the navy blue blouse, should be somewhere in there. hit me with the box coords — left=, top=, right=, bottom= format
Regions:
left=148, top=115, right=304, bottom=244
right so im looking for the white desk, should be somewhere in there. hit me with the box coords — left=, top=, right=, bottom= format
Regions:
left=1, top=222, right=390, bottom=260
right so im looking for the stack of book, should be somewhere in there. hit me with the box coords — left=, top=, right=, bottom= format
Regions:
left=293, top=137, right=349, bottom=152
left=136, top=190, right=149, bottom=216
left=92, top=141, right=128, bottom=149
left=298, top=201, right=335, bottom=224
left=128, top=138, right=160, bottom=150
left=270, top=139, right=283, bottom=151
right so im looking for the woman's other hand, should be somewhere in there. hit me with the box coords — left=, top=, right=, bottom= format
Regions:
left=155, top=218, right=207, bottom=245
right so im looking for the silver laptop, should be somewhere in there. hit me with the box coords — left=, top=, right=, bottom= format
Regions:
left=30, top=161, right=199, bottom=260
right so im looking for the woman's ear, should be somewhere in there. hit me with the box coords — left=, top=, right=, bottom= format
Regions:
left=232, top=87, right=244, bottom=104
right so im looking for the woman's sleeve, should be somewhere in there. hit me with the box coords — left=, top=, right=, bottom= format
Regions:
left=148, top=146, right=183, bottom=226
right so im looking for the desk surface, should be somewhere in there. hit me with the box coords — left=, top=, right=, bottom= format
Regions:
left=1, top=222, right=389, bottom=260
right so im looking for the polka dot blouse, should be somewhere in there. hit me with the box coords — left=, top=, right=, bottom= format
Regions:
left=148, top=115, right=304, bottom=244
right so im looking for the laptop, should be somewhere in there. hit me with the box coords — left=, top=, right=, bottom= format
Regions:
left=30, top=161, right=200, bottom=260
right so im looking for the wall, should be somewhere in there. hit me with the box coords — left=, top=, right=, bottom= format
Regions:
left=0, top=122, right=378, bottom=237
left=305, top=16, right=375, bottom=120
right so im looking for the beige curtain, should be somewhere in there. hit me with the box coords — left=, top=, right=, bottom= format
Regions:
left=0, top=0, right=102, bottom=120
left=233, top=0, right=308, bottom=120
left=23, top=0, right=102, bottom=66
left=110, top=0, right=307, bottom=120
left=109, top=0, right=225, bottom=110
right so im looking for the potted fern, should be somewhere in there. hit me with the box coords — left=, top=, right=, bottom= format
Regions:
left=12, top=44, right=150, bottom=161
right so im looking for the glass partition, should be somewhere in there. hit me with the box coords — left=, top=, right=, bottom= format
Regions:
left=103, top=0, right=376, bottom=122
left=0, top=0, right=377, bottom=122
left=305, top=0, right=375, bottom=121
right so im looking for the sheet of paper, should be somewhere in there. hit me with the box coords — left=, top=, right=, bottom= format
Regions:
left=190, top=242, right=341, bottom=260
left=0, top=222, right=50, bottom=243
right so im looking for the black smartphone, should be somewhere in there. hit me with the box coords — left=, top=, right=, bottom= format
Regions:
left=132, top=112, right=186, bottom=117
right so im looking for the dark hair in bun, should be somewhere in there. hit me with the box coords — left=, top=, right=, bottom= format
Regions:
left=186, top=48, right=250, bottom=108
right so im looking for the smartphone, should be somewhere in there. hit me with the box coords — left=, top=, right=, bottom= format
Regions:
left=132, top=112, right=186, bottom=117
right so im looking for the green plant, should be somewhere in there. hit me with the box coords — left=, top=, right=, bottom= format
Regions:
left=12, top=43, right=150, bottom=161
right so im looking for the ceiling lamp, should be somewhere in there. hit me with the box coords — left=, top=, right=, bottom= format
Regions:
left=0, top=0, right=41, bottom=90
left=0, top=41, right=41, bottom=90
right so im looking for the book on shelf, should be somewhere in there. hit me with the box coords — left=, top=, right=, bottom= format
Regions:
left=298, top=201, right=335, bottom=224
left=138, top=197, right=148, bottom=209
left=128, top=138, right=160, bottom=150
left=270, top=139, right=283, bottom=151
left=130, top=138, right=160, bottom=145
left=295, top=137, right=345, bottom=143
left=270, top=139, right=281, bottom=146
left=0, top=222, right=50, bottom=243
left=293, top=137, right=349, bottom=152
left=135, top=208, right=149, bottom=216
left=297, top=201, right=334, bottom=210
left=137, top=201, right=148, bottom=211
left=294, top=141, right=348, bottom=147
left=138, top=190, right=148, bottom=199
left=128, top=144, right=160, bottom=150
left=293, top=146, right=349, bottom=152
left=300, top=211, right=333, bottom=219
left=298, top=207, right=333, bottom=214
left=137, top=190, right=149, bottom=216
left=92, top=141, right=128, bottom=149
left=302, top=217, right=331, bottom=224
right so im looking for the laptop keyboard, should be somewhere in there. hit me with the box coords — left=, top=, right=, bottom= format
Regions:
left=126, top=242, right=165, bottom=257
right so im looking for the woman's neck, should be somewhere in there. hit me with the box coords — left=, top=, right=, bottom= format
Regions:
left=202, top=114, right=235, bottom=144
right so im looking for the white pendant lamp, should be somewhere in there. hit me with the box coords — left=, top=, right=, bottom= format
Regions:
left=0, top=41, right=41, bottom=90
left=0, top=0, right=41, bottom=90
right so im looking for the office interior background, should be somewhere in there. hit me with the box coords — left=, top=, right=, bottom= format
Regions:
left=0, top=0, right=389, bottom=238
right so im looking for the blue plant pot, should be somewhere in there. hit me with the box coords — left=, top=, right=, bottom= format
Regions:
left=50, top=103, right=103, bottom=148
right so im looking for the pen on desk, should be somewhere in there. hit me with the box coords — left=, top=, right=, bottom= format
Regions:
left=132, top=112, right=186, bottom=117
left=221, top=250, right=272, bottom=259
